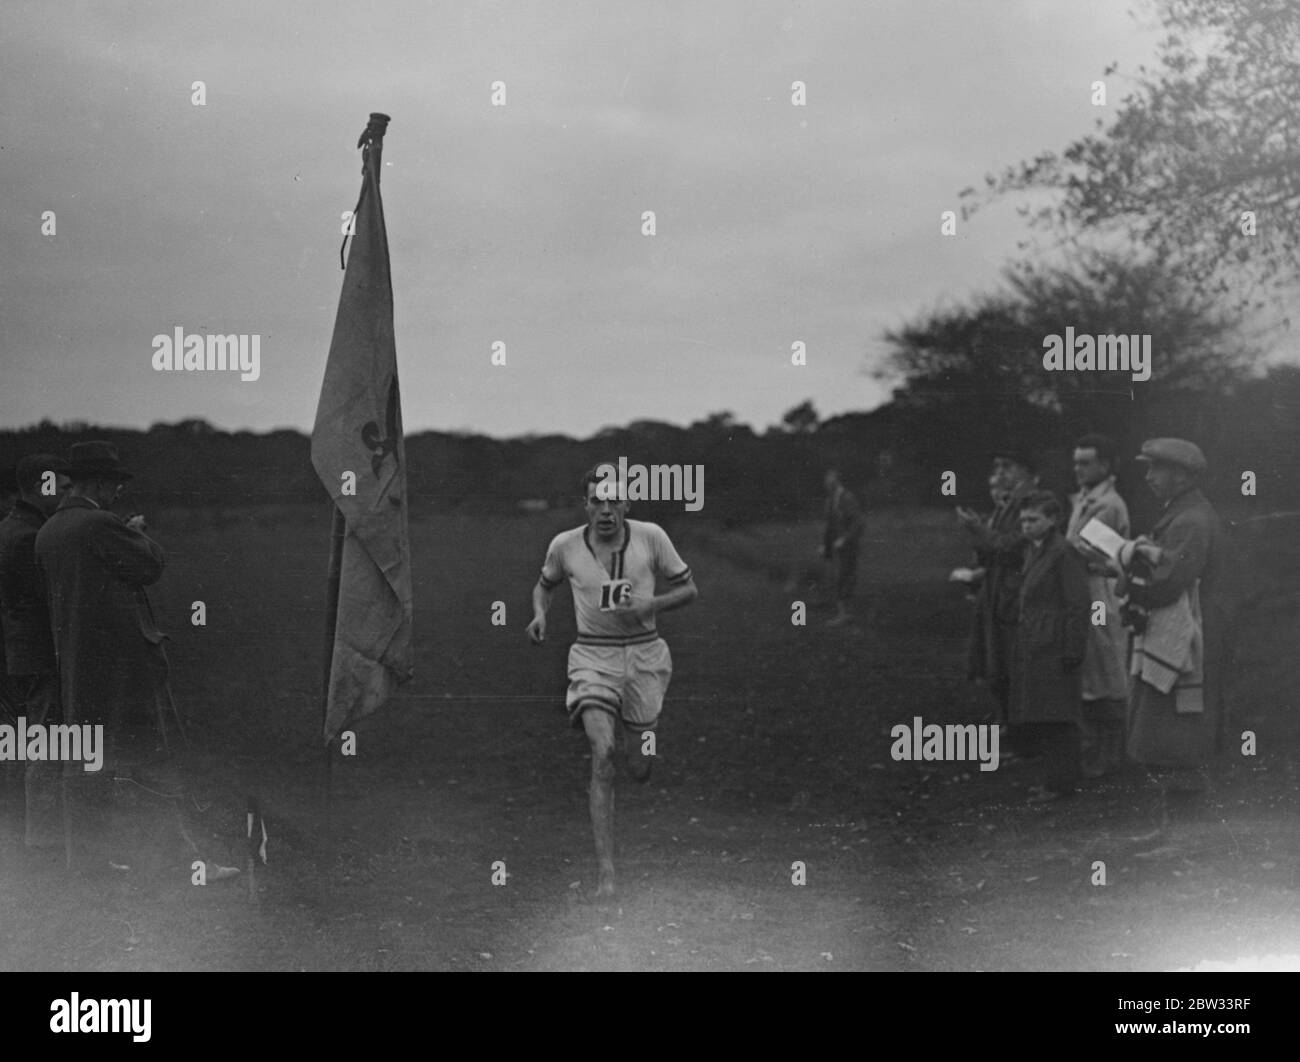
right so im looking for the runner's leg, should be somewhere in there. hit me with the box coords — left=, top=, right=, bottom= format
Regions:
left=622, top=640, right=670, bottom=784
left=623, top=722, right=653, bottom=783
left=581, top=705, right=618, bottom=896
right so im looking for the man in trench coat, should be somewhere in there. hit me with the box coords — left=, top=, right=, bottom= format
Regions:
left=35, top=442, right=213, bottom=874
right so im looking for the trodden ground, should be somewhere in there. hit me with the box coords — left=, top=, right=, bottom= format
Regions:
left=1, top=506, right=1297, bottom=971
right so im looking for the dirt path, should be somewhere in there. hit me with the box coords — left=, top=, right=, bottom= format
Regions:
left=2, top=508, right=1296, bottom=971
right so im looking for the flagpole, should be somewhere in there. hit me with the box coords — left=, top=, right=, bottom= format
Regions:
left=322, top=503, right=344, bottom=835
left=312, top=110, right=406, bottom=853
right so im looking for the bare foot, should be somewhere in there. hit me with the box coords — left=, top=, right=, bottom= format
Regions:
left=591, top=866, right=616, bottom=900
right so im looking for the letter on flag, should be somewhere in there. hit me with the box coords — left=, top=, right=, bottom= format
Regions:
left=311, top=113, right=413, bottom=743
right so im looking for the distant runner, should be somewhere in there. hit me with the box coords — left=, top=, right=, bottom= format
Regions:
left=821, top=468, right=864, bottom=627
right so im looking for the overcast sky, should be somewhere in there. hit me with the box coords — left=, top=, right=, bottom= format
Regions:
left=2, top=0, right=1190, bottom=438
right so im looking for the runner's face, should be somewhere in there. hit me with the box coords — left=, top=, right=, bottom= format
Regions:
left=585, top=482, right=628, bottom=541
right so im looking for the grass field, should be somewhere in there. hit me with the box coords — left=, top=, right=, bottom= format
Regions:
left=1, top=504, right=1298, bottom=971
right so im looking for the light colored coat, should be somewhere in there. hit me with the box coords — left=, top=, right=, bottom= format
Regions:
left=1066, top=476, right=1130, bottom=701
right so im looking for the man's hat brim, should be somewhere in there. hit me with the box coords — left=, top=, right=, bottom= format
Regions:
left=989, top=449, right=1037, bottom=472
left=1134, top=438, right=1206, bottom=473
left=1134, top=454, right=1195, bottom=471
left=66, top=441, right=134, bottom=481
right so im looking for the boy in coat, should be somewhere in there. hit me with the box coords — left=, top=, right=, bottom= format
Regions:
left=1010, top=491, right=1090, bottom=802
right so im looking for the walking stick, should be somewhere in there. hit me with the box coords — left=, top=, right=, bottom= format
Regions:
left=322, top=505, right=344, bottom=847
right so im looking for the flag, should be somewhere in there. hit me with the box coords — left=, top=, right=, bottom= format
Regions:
left=311, top=113, right=413, bottom=743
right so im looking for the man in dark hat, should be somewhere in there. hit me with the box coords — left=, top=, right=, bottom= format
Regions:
left=1100, top=439, right=1231, bottom=849
left=0, top=454, right=71, bottom=850
left=34, top=442, right=233, bottom=877
left=34, top=442, right=163, bottom=870
left=958, top=449, right=1040, bottom=740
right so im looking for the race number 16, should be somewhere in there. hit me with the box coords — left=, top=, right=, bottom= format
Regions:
left=600, top=579, right=632, bottom=611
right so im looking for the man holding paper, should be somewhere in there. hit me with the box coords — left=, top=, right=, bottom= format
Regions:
left=1065, top=435, right=1130, bottom=778
left=1097, top=439, right=1230, bottom=845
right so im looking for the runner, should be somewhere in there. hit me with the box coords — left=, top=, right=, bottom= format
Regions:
left=526, top=464, right=698, bottom=898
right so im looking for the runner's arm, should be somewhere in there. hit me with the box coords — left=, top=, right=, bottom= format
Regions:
left=527, top=578, right=554, bottom=643
left=652, top=578, right=697, bottom=614
left=532, top=578, right=554, bottom=618
left=529, top=536, right=566, bottom=642
left=649, top=524, right=696, bottom=613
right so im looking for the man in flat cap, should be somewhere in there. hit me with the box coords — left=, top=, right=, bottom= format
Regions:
left=1106, top=438, right=1231, bottom=845
left=958, top=449, right=1039, bottom=740
left=0, top=454, right=71, bottom=850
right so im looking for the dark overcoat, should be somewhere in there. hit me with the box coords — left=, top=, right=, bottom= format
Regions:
left=1010, top=530, right=1089, bottom=726
left=34, top=497, right=167, bottom=735
left=1126, top=486, right=1230, bottom=767
left=0, top=499, right=57, bottom=676
left=966, top=479, right=1036, bottom=694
